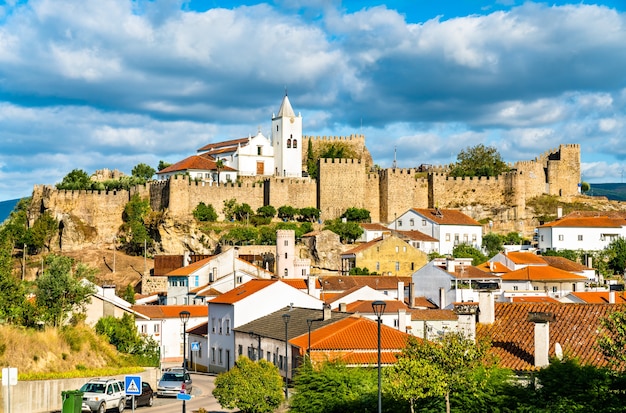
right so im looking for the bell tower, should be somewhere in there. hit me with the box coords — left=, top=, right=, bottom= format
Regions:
left=272, top=93, right=302, bottom=177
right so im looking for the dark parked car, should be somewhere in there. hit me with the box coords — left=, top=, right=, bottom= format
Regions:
left=126, top=382, right=154, bottom=409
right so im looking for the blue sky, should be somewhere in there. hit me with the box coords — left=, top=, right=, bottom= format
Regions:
left=1, top=0, right=626, bottom=201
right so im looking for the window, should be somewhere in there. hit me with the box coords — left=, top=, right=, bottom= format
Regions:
left=211, top=348, right=216, bottom=363
left=257, top=146, right=262, bottom=155
left=287, top=139, right=291, bottom=148
left=218, top=348, right=223, bottom=364
left=267, top=351, right=271, bottom=361
left=211, top=317, right=216, bottom=333
left=558, top=235, right=564, bottom=241
left=284, top=240, right=289, bottom=246
left=153, top=324, right=160, bottom=334
left=236, top=276, right=243, bottom=283
left=409, top=218, right=414, bottom=226
left=578, top=235, right=583, bottom=241
left=403, top=246, right=407, bottom=252
left=533, top=286, right=539, bottom=291
left=376, top=262, right=380, bottom=271
left=513, top=286, right=519, bottom=291
left=218, top=318, right=223, bottom=335
left=238, top=345, right=243, bottom=356
left=541, top=235, right=544, bottom=241
left=395, top=262, right=400, bottom=271
left=393, top=319, right=399, bottom=327
left=285, top=252, right=288, bottom=259
left=140, top=324, right=147, bottom=334
left=472, top=234, right=477, bottom=242
left=395, top=246, right=399, bottom=253
left=454, top=234, right=460, bottom=245
left=276, top=125, right=279, bottom=132
left=445, top=234, right=451, bottom=242
left=225, top=319, right=231, bottom=335
left=284, top=269, right=288, bottom=277
left=552, top=286, right=558, bottom=293
left=398, top=220, right=402, bottom=227
left=422, top=219, right=426, bottom=226
left=194, top=275, right=199, bottom=287
left=293, top=139, right=297, bottom=148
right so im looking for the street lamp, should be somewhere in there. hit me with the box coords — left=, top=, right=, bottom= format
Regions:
left=372, top=300, right=386, bottom=413
left=282, top=313, right=291, bottom=400
left=179, top=310, right=190, bottom=413
left=306, top=318, right=323, bottom=358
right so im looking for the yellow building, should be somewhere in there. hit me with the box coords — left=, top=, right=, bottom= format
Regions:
left=340, top=234, right=428, bottom=276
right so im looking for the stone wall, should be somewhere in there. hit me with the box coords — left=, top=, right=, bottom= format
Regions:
left=379, top=168, right=429, bottom=224
left=317, top=158, right=368, bottom=222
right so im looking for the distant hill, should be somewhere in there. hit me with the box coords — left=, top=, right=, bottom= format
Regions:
left=586, top=183, right=626, bottom=201
left=0, top=198, right=20, bottom=223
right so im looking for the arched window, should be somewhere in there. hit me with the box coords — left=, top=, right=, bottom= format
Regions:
left=287, top=139, right=291, bottom=148
left=293, top=139, right=297, bottom=148
left=284, top=268, right=288, bottom=278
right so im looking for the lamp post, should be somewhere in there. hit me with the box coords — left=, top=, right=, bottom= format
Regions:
left=282, top=313, right=291, bottom=400
left=179, top=310, right=190, bottom=413
left=372, top=300, right=386, bottom=413
left=306, top=318, right=323, bottom=358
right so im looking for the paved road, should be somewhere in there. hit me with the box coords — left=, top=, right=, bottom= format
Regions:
left=137, top=373, right=236, bottom=413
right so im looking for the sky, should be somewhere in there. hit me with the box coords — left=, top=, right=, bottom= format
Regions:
left=1, top=0, right=626, bottom=201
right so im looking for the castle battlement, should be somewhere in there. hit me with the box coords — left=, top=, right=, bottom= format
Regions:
left=303, top=134, right=365, bottom=142
left=320, top=158, right=362, bottom=165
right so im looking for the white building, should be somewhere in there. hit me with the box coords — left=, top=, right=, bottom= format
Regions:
left=207, top=279, right=323, bottom=373
left=537, top=214, right=626, bottom=252
left=388, top=208, right=483, bottom=255
left=276, top=229, right=311, bottom=278
left=156, top=155, right=237, bottom=183
left=272, top=94, right=303, bottom=177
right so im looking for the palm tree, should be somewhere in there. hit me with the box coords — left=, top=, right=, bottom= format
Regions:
left=215, top=159, right=224, bottom=185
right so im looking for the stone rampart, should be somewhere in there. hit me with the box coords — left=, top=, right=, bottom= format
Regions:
left=317, top=158, right=368, bottom=221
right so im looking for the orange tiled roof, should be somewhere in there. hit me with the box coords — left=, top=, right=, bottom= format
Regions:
left=166, top=257, right=212, bottom=276
left=413, top=296, right=438, bottom=309
left=290, top=315, right=411, bottom=363
left=539, top=216, right=625, bottom=228
left=475, top=261, right=511, bottom=273
left=477, top=302, right=626, bottom=371
left=342, top=236, right=383, bottom=255
left=501, top=265, right=588, bottom=282
left=411, top=208, right=481, bottom=226
left=411, top=309, right=458, bottom=321
left=158, top=155, right=236, bottom=174
left=540, top=255, right=592, bottom=272
left=209, top=279, right=277, bottom=304
left=511, top=296, right=560, bottom=303
left=393, top=230, right=438, bottom=242
left=504, top=251, right=548, bottom=265
left=449, top=264, right=500, bottom=280
left=569, top=291, right=626, bottom=304
left=131, top=305, right=208, bottom=319
left=344, top=300, right=409, bottom=314
left=360, top=223, right=391, bottom=231
left=282, top=279, right=308, bottom=289
left=320, top=275, right=411, bottom=292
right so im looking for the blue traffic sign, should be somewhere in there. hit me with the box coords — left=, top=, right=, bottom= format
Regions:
left=191, top=341, right=200, bottom=351
left=177, top=393, right=192, bottom=401
left=125, top=375, right=142, bottom=396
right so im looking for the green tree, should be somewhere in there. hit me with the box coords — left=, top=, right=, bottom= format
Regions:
left=223, top=198, right=237, bottom=221
left=349, top=267, right=371, bottom=275
left=213, top=357, right=284, bottom=413
left=233, top=203, right=254, bottom=222
left=256, top=205, right=276, bottom=219
left=503, top=231, right=523, bottom=245
left=193, top=202, right=218, bottom=222
left=123, top=283, right=136, bottom=304
left=0, top=236, right=26, bottom=324
left=581, top=181, right=591, bottom=193
left=323, top=219, right=363, bottom=243
left=449, top=144, right=509, bottom=178
left=482, top=233, right=503, bottom=257
left=299, top=207, right=321, bottom=222
left=27, top=212, right=58, bottom=254
left=306, top=138, right=318, bottom=179
left=605, top=237, right=626, bottom=275
left=131, top=163, right=156, bottom=180
left=120, top=194, right=153, bottom=255
left=56, top=169, right=92, bottom=190
left=290, top=360, right=377, bottom=413
left=598, top=310, right=626, bottom=365
left=277, top=205, right=298, bottom=221
left=157, top=160, right=172, bottom=171
left=452, top=244, right=488, bottom=265
left=542, top=249, right=580, bottom=262
left=341, top=207, right=371, bottom=223
left=34, top=254, right=96, bottom=327
left=221, top=226, right=258, bottom=245
left=95, top=314, right=159, bottom=365
left=215, top=159, right=225, bottom=184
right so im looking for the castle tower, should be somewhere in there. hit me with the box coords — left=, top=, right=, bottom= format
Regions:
left=272, top=94, right=303, bottom=177
left=276, top=229, right=296, bottom=278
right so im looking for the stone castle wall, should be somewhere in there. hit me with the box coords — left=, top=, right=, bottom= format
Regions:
left=29, top=142, right=580, bottom=252
left=303, top=134, right=373, bottom=169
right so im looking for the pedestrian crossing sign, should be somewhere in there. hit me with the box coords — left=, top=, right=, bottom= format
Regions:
left=125, top=375, right=142, bottom=396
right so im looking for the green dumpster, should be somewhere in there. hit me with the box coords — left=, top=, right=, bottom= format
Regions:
left=61, top=390, right=83, bottom=413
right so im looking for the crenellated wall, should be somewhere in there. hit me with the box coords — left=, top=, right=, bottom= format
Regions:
left=29, top=142, right=580, bottom=252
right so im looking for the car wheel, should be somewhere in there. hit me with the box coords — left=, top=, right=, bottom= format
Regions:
left=117, top=399, right=125, bottom=412
left=97, top=403, right=106, bottom=413
left=147, top=395, right=154, bottom=407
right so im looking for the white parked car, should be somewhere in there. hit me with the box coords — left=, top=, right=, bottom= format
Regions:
left=79, top=378, right=126, bottom=413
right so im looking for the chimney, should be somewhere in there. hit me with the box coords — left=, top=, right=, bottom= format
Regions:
left=338, top=303, right=347, bottom=313
left=453, top=303, right=478, bottom=340
left=183, top=251, right=191, bottom=267
left=409, top=283, right=416, bottom=308
left=557, top=207, right=563, bottom=218
left=478, top=290, right=495, bottom=324
left=397, top=281, right=404, bottom=302
left=102, top=285, right=117, bottom=300
left=439, top=287, right=446, bottom=309
left=528, top=312, right=556, bottom=368
left=323, top=304, right=331, bottom=320
left=446, top=258, right=456, bottom=272
left=397, top=309, right=406, bottom=332
left=307, top=275, right=320, bottom=299
left=609, top=291, right=616, bottom=304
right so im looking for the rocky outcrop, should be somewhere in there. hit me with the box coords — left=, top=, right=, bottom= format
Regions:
left=300, top=230, right=348, bottom=273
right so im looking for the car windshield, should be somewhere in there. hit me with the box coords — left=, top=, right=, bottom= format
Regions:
left=161, top=373, right=184, bottom=381
left=80, top=383, right=106, bottom=393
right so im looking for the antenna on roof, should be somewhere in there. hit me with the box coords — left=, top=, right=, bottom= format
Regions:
left=435, top=207, right=443, bottom=218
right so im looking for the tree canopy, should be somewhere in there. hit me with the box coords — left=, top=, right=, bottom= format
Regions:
left=449, top=144, right=509, bottom=178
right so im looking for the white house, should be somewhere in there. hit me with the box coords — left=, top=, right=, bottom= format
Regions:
left=388, top=208, right=483, bottom=255
left=156, top=154, right=237, bottom=184
left=207, top=279, right=324, bottom=373
left=536, top=214, right=626, bottom=253
left=271, top=94, right=303, bottom=178
left=131, top=305, right=208, bottom=365
left=357, top=223, right=392, bottom=243
left=343, top=299, right=411, bottom=333
left=500, top=266, right=588, bottom=300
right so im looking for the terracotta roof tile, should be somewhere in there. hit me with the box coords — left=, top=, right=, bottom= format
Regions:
left=475, top=261, right=511, bottom=273
left=166, top=257, right=212, bottom=276
left=511, top=296, right=560, bottom=303
left=360, top=223, right=391, bottom=231
left=540, top=256, right=592, bottom=272
left=158, top=155, right=236, bottom=174
left=539, top=216, right=625, bottom=228
left=501, top=266, right=588, bottom=282
left=197, top=137, right=250, bottom=153
left=342, top=236, right=383, bottom=255
left=319, top=275, right=411, bottom=292
left=504, top=251, right=548, bottom=265
left=410, top=208, right=481, bottom=226
left=410, top=309, right=458, bottom=321
left=413, top=296, right=438, bottom=309
left=393, top=230, right=439, bottom=242
left=209, top=279, right=277, bottom=304
left=476, top=302, right=626, bottom=371
left=131, top=305, right=208, bottom=319
left=344, top=300, right=409, bottom=314
left=450, top=265, right=500, bottom=280
left=569, top=291, right=626, bottom=304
